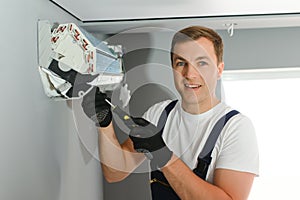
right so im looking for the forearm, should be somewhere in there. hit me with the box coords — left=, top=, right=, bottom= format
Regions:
left=162, top=155, right=232, bottom=200
left=98, top=122, right=145, bottom=182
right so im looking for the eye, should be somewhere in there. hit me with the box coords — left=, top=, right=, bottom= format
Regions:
left=198, top=61, right=208, bottom=67
left=175, top=61, right=186, bottom=67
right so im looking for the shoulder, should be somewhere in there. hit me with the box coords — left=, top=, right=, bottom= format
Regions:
left=214, top=103, right=255, bottom=135
left=223, top=112, right=255, bottom=138
left=216, top=111, right=259, bottom=175
left=142, top=100, right=175, bottom=125
left=218, top=107, right=257, bottom=145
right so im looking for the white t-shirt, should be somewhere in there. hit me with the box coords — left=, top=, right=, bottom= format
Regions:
left=143, top=100, right=259, bottom=183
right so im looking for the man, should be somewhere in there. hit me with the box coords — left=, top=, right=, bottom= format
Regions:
left=82, top=26, right=259, bottom=200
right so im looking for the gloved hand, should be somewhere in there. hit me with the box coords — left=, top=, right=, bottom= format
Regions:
left=129, top=117, right=173, bottom=170
left=81, top=87, right=112, bottom=127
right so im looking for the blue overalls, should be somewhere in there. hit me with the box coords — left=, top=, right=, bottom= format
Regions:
left=149, top=100, right=239, bottom=200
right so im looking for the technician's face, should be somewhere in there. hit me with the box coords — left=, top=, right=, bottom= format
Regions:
left=172, top=37, right=224, bottom=111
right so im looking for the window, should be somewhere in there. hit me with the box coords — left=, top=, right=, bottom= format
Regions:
left=222, top=68, right=300, bottom=199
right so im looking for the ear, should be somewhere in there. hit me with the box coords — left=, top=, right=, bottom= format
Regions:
left=217, top=62, right=224, bottom=80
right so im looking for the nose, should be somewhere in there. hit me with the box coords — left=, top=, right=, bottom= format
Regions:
left=182, top=63, right=198, bottom=78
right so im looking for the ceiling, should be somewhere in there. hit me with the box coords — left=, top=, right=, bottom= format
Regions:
left=50, top=0, right=300, bottom=34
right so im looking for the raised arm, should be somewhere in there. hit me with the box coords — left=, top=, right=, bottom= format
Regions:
left=97, top=123, right=145, bottom=182
left=81, top=87, right=145, bottom=182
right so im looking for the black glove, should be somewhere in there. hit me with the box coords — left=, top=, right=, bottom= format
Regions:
left=129, top=117, right=173, bottom=170
left=81, top=87, right=112, bottom=127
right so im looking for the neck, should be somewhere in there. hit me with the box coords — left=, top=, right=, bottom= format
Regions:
left=182, top=98, right=220, bottom=114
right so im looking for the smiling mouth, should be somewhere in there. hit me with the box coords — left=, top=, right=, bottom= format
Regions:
left=184, top=83, right=202, bottom=89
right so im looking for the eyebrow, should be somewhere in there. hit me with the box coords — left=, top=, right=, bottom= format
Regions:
left=173, top=55, right=210, bottom=61
left=195, top=56, right=210, bottom=61
left=173, top=55, right=186, bottom=61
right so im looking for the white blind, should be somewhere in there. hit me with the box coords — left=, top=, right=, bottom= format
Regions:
left=222, top=69, right=300, bottom=199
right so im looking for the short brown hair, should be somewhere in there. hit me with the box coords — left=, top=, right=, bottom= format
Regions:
left=170, top=26, right=223, bottom=64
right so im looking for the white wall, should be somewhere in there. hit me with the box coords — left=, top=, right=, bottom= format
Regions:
left=0, top=1, right=103, bottom=200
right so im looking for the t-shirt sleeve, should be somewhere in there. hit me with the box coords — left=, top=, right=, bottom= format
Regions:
left=215, top=115, right=260, bottom=176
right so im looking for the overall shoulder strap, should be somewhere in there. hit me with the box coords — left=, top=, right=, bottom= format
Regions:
left=150, top=100, right=180, bottom=200
left=199, top=110, right=240, bottom=158
left=156, top=100, right=178, bottom=130
left=193, top=110, right=240, bottom=180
